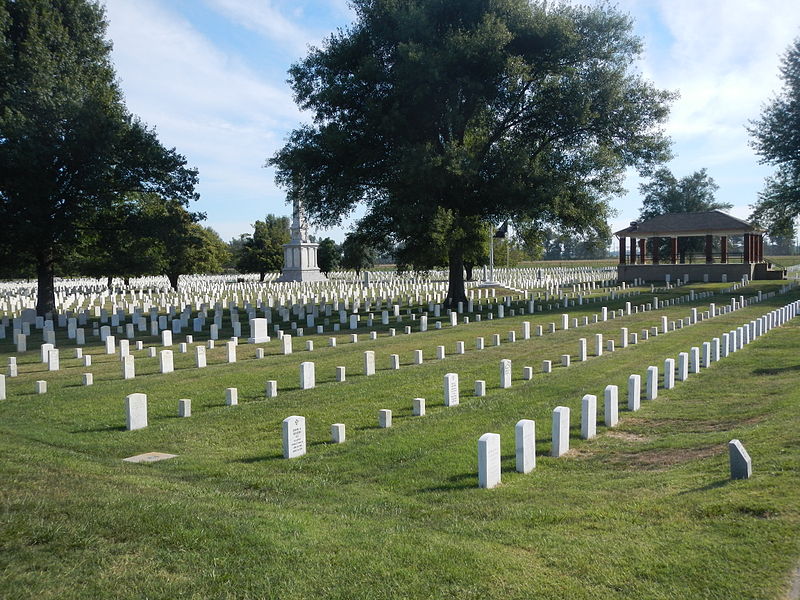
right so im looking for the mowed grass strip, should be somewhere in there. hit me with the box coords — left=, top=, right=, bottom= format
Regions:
left=0, top=285, right=798, bottom=599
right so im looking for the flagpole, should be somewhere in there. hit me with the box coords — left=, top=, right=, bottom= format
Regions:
left=489, top=228, right=494, bottom=283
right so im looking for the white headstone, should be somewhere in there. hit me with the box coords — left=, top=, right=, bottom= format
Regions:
left=412, top=398, right=425, bottom=416
left=664, top=358, right=675, bottom=389
left=627, top=374, right=641, bottom=411
left=122, top=355, right=135, bottom=380
left=581, top=394, right=597, bottom=439
left=160, top=350, right=174, bottom=374
left=331, top=423, right=345, bottom=443
left=604, top=385, right=618, bottom=427
left=551, top=406, right=570, bottom=457
left=515, top=419, right=535, bottom=474
left=300, top=361, right=316, bottom=389
left=225, top=387, right=238, bottom=406
left=499, top=359, right=512, bottom=389
left=178, top=399, right=191, bottom=417
left=443, top=372, right=459, bottom=407
left=282, top=416, right=306, bottom=459
left=363, top=351, right=375, bottom=376
left=729, top=439, right=752, bottom=479
left=646, top=366, right=658, bottom=400
left=478, top=433, right=501, bottom=489
left=125, top=393, right=147, bottom=430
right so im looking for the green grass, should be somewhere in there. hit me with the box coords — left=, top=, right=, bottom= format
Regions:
left=1, top=282, right=799, bottom=599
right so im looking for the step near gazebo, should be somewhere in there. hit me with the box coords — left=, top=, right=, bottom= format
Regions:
left=614, top=210, right=786, bottom=283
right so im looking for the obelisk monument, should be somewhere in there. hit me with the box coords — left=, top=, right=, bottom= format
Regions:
left=277, top=195, right=326, bottom=282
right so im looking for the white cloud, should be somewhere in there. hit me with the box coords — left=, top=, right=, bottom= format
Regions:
left=203, top=0, right=315, bottom=54
left=103, top=0, right=307, bottom=236
left=593, top=0, right=800, bottom=227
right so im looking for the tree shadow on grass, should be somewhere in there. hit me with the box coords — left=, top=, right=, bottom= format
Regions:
left=71, top=424, right=126, bottom=433
left=752, top=365, right=800, bottom=376
left=418, top=472, right=475, bottom=492
left=235, top=452, right=285, bottom=463
left=677, top=479, right=730, bottom=495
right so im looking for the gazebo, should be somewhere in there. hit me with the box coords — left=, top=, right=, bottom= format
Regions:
left=613, top=210, right=785, bottom=283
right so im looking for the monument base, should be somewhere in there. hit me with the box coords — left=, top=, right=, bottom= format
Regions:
left=277, top=241, right=327, bottom=282
left=276, top=268, right=327, bottom=283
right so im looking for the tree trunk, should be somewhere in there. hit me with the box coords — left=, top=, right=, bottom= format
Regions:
left=464, top=261, right=474, bottom=281
left=167, top=272, right=180, bottom=290
left=106, top=275, right=113, bottom=291
left=259, top=271, right=266, bottom=282
left=36, top=253, right=56, bottom=317
left=444, top=246, right=467, bottom=309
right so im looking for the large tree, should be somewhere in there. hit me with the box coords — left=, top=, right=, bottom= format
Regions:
left=341, top=233, right=376, bottom=277
left=317, top=237, right=341, bottom=275
left=236, top=215, right=290, bottom=281
left=270, top=0, right=672, bottom=306
left=638, top=167, right=731, bottom=260
left=0, top=0, right=197, bottom=314
left=638, top=167, right=730, bottom=221
left=748, top=36, right=800, bottom=239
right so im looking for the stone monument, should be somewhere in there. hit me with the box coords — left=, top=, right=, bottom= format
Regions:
left=277, top=194, right=326, bottom=282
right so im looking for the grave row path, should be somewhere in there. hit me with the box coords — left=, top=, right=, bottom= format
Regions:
left=0, top=277, right=650, bottom=352
left=0, top=281, right=791, bottom=417
left=0, top=276, right=772, bottom=380
left=1, top=282, right=795, bottom=474
left=0, top=290, right=776, bottom=408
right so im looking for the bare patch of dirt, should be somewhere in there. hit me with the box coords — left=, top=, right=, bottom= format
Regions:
left=606, top=444, right=726, bottom=471
left=613, top=416, right=765, bottom=434
left=606, top=431, right=652, bottom=443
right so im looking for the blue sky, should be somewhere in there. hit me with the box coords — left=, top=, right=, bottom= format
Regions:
left=102, top=0, right=800, bottom=243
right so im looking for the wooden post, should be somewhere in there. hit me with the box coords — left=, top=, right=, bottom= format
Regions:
left=638, top=238, right=646, bottom=264
left=743, top=233, right=751, bottom=263
left=630, top=237, right=637, bottom=265
left=619, top=237, right=626, bottom=264
left=705, top=234, right=713, bottom=264
left=671, top=237, right=678, bottom=264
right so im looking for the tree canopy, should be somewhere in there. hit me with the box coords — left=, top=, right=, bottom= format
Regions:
left=236, top=215, right=290, bottom=281
left=638, top=167, right=730, bottom=221
left=317, top=237, right=341, bottom=275
left=341, top=233, right=376, bottom=276
left=270, top=0, right=672, bottom=305
left=637, top=167, right=731, bottom=260
left=0, top=0, right=197, bottom=313
left=748, top=36, right=800, bottom=239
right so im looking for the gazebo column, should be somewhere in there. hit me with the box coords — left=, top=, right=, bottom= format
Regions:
left=670, top=237, right=678, bottom=264
left=758, top=234, right=764, bottom=262
left=629, top=237, right=637, bottom=264
left=652, top=237, right=660, bottom=264
left=720, top=236, right=728, bottom=263
left=619, top=237, right=626, bottom=264
left=743, top=233, right=751, bottom=263
left=705, top=234, right=713, bottom=264
left=638, top=238, right=646, bottom=264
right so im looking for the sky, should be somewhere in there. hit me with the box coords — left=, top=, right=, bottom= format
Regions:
left=102, top=0, right=800, bottom=244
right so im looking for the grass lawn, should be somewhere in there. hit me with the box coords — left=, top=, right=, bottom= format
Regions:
left=1, top=282, right=799, bottom=599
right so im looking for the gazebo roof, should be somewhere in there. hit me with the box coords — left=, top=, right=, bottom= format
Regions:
left=614, top=210, right=760, bottom=238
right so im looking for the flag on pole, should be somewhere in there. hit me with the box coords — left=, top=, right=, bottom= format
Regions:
left=494, top=221, right=509, bottom=238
